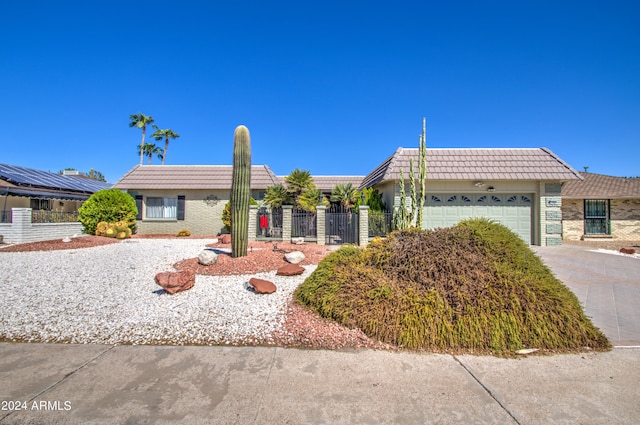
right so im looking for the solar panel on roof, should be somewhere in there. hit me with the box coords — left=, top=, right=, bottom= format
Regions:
left=0, top=164, right=111, bottom=193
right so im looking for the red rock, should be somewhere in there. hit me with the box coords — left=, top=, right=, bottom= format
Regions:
left=219, top=234, right=231, bottom=244
left=620, top=248, right=636, bottom=255
left=276, top=264, right=305, bottom=276
left=249, top=278, right=277, bottom=294
left=155, top=270, right=195, bottom=294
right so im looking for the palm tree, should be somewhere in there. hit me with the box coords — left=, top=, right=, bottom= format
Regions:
left=137, top=143, right=164, bottom=164
left=151, top=126, right=180, bottom=165
left=263, top=184, right=292, bottom=208
left=331, top=183, right=360, bottom=210
left=284, top=169, right=313, bottom=207
left=297, top=187, right=329, bottom=211
left=129, top=113, right=155, bottom=165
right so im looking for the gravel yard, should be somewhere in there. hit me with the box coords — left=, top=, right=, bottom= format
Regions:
left=0, top=237, right=389, bottom=350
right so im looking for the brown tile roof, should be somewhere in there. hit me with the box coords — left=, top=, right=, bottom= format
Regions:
left=113, top=165, right=279, bottom=190
left=562, top=172, right=640, bottom=199
left=360, top=147, right=582, bottom=188
left=310, top=176, right=365, bottom=191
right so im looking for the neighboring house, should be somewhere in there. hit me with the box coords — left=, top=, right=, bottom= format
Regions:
left=0, top=163, right=112, bottom=243
left=0, top=163, right=111, bottom=220
left=309, top=176, right=365, bottom=202
left=113, top=165, right=280, bottom=235
left=561, top=172, right=640, bottom=241
left=360, top=147, right=582, bottom=246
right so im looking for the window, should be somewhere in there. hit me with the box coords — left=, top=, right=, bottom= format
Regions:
left=584, top=200, right=609, bottom=235
left=146, top=197, right=178, bottom=219
left=30, top=199, right=51, bottom=210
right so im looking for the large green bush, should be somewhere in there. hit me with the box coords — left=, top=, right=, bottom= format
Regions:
left=78, top=189, right=138, bottom=236
left=295, top=218, right=611, bottom=355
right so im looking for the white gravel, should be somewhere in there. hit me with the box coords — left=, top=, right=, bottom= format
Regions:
left=0, top=239, right=316, bottom=345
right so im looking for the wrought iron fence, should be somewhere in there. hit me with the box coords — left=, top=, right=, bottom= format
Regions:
left=368, top=210, right=394, bottom=237
left=256, top=207, right=283, bottom=239
left=0, top=210, right=11, bottom=223
left=326, top=206, right=358, bottom=244
left=292, top=209, right=317, bottom=238
left=31, top=210, right=79, bottom=223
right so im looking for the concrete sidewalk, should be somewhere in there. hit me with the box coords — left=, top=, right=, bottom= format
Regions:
left=1, top=343, right=639, bottom=424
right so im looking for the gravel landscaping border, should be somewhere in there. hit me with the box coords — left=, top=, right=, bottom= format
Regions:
left=0, top=238, right=389, bottom=350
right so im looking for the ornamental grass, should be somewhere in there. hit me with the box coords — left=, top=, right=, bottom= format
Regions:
left=294, top=218, right=611, bottom=355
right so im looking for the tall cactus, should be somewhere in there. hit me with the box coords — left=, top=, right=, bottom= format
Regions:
left=230, top=125, right=252, bottom=258
left=416, top=117, right=427, bottom=229
left=393, top=169, right=410, bottom=230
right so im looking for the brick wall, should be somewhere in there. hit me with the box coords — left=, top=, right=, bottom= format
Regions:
left=0, top=208, right=84, bottom=244
left=562, top=198, right=640, bottom=241
left=134, top=190, right=228, bottom=236
left=561, top=199, right=583, bottom=241
left=611, top=199, right=640, bottom=240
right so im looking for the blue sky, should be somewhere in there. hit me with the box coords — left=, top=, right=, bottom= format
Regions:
left=2, top=1, right=638, bottom=183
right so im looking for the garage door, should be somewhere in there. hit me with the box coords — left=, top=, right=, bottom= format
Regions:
left=423, top=194, right=533, bottom=244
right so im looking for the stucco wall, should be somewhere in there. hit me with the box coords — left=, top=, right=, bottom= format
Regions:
left=1, top=196, right=82, bottom=213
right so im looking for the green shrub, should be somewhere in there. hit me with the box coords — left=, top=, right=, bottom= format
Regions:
left=294, top=218, right=611, bottom=355
left=222, top=198, right=258, bottom=232
left=78, top=189, right=137, bottom=236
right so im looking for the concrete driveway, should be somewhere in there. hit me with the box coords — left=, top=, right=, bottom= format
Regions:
left=533, top=244, right=640, bottom=347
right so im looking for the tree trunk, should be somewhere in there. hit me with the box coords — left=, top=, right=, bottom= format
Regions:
left=139, top=126, right=146, bottom=165
left=162, top=137, right=169, bottom=165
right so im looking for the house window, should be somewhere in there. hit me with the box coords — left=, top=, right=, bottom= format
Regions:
left=146, top=197, right=178, bottom=219
left=30, top=199, right=51, bottom=210
left=584, top=200, right=610, bottom=235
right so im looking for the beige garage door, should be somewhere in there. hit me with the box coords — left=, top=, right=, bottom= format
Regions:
left=423, top=193, right=533, bottom=244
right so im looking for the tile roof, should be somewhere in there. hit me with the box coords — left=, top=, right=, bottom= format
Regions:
left=308, top=176, right=365, bottom=191
left=113, top=165, right=280, bottom=190
left=360, top=148, right=582, bottom=188
left=562, top=172, right=640, bottom=199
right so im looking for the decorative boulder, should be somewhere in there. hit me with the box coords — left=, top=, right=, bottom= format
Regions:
left=155, top=270, right=195, bottom=294
left=284, top=250, right=305, bottom=264
left=62, top=237, right=72, bottom=243
left=219, top=234, right=231, bottom=244
left=249, top=278, right=277, bottom=294
left=277, top=264, right=305, bottom=276
left=620, top=248, right=636, bottom=255
left=291, top=237, right=304, bottom=245
left=198, top=250, right=218, bottom=265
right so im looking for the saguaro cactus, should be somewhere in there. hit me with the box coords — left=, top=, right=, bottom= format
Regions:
left=230, top=125, right=252, bottom=258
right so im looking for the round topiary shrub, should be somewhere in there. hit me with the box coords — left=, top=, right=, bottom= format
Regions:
left=78, top=189, right=138, bottom=236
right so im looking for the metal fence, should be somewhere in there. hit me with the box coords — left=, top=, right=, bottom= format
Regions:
left=256, top=207, right=283, bottom=239
left=31, top=210, right=79, bottom=223
left=326, top=206, right=358, bottom=244
left=368, top=210, right=394, bottom=237
left=292, top=209, right=317, bottom=238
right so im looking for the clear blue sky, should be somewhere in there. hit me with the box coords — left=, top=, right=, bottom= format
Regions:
left=2, top=1, right=639, bottom=183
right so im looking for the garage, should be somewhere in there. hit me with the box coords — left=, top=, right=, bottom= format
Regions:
left=423, top=193, right=533, bottom=244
